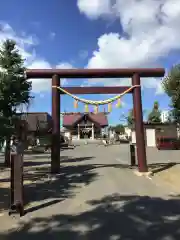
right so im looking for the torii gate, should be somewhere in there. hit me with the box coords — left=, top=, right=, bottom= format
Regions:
left=26, top=68, right=165, bottom=173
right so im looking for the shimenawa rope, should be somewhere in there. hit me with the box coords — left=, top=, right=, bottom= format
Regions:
left=52, top=85, right=140, bottom=106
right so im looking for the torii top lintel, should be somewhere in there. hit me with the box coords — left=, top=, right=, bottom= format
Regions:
left=26, top=68, right=165, bottom=79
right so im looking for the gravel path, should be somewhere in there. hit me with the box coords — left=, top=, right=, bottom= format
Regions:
left=0, top=145, right=180, bottom=239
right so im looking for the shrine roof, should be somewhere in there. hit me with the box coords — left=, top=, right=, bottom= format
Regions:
left=63, top=112, right=108, bottom=127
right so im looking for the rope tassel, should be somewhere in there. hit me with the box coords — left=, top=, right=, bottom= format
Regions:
left=108, top=103, right=112, bottom=112
left=94, top=105, right=98, bottom=114
left=116, top=98, right=121, bottom=108
left=74, top=99, right=78, bottom=109
left=84, top=104, right=89, bottom=112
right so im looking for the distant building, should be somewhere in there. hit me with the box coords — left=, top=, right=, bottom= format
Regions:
left=124, top=126, right=131, bottom=138
left=3, top=112, right=53, bottom=149
left=160, top=110, right=169, bottom=123
left=17, top=112, right=52, bottom=134
left=60, top=114, right=63, bottom=128
left=131, top=122, right=177, bottom=147
left=62, top=112, right=108, bottom=140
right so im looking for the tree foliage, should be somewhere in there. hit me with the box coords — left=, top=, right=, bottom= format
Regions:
left=162, top=64, right=180, bottom=123
left=119, top=109, right=135, bottom=127
left=127, top=109, right=134, bottom=127
left=0, top=39, right=32, bottom=137
left=147, top=101, right=161, bottom=124
left=110, top=124, right=125, bottom=134
left=0, top=39, right=32, bottom=164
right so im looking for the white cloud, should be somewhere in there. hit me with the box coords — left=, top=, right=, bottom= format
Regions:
left=56, top=62, right=74, bottom=86
left=0, top=22, right=38, bottom=65
left=27, top=61, right=74, bottom=92
left=49, top=32, right=56, bottom=40
left=0, top=22, right=74, bottom=93
left=77, top=0, right=111, bottom=19
left=82, top=75, right=164, bottom=95
left=27, top=59, right=52, bottom=92
left=56, top=62, right=74, bottom=69
left=77, top=0, right=180, bottom=94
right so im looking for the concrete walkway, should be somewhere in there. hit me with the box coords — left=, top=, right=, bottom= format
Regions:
left=0, top=145, right=180, bottom=239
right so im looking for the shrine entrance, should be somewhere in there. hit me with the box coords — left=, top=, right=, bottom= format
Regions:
left=26, top=68, right=165, bottom=174
left=80, top=129, right=92, bottom=139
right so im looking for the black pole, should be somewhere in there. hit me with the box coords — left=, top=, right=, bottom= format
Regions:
left=130, top=143, right=136, bottom=166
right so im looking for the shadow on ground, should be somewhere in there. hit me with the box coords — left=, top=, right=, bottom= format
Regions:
left=0, top=187, right=9, bottom=213
left=22, top=163, right=137, bottom=213
left=0, top=156, right=98, bottom=212
left=1, top=155, right=180, bottom=216
left=1, top=194, right=180, bottom=239
left=23, top=156, right=94, bottom=166
left=148, top=162, right=179, bottom=174
left=1, top=158, right=178, bottom=214
left=0, top=156, right=142, bottom=214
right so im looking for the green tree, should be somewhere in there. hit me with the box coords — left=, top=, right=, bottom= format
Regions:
left=147, top=101, right=161, bottom=123
left=0, top=39, right=32, bottom=166
left=120, top=108, right=148, bottom=127
left=119, top=109, right=134, bottom=127
left=127, top=109, right=134, bottom=127
left=162, top=64, right=180, bottom=123
left=110, top=124, right=125, bottom=134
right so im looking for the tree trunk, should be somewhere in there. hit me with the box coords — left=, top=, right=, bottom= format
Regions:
left=4, top=137, right=11, bottom=167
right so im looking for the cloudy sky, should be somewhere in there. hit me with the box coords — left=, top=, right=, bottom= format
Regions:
left=0, top=0, right=180, bottom=125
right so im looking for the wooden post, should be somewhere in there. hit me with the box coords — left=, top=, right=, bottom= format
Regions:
left=51, top=74, right=60, bottom=173
left=132, top=74, right=148, bottom=172
left=9, top=142, right=24, bottom=217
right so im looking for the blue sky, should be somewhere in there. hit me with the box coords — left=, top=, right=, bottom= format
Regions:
left=0, top=0, right=180, bottom=126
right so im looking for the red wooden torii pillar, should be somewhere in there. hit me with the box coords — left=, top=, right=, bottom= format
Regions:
left=26, top=68, right=165, bottom=174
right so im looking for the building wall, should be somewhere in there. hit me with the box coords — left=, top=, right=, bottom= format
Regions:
left=131, top=129, right=147, bottom=145
left=64, top=131, right=71, bottom=139
left=160, top=110, right=169, bottom=123
left=60, top=114, right=63, bottom=128
left=124, top=127, right=131, bottom=137
left=155, top=124, right=177, bottom=139
left=131, top=131, right=136, bottom=144
left=131, top=124, right=178, bottom=147
left=146, top=129, right=156, bottom=147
